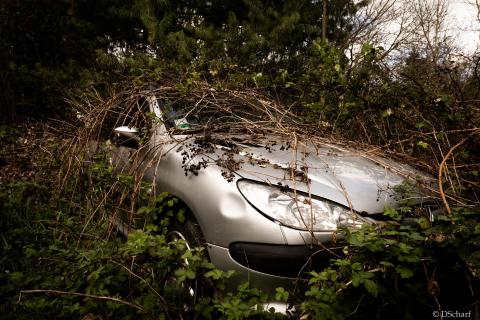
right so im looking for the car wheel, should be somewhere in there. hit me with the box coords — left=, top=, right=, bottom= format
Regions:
left=164, top=215, right=209, bottom=316
left=168, top=215, right=205, bottom=248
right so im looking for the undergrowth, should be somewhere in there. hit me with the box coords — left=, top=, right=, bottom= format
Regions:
left=1, top=67, right=479, bottom=319
left=0, top=126, right=286, bottom=319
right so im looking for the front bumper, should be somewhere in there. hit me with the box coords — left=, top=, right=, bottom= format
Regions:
left=229, top=242, right=344, bottom=278
left=207, top=243, right=300, bottom=293
left=207, top=241, right=343, bottom=293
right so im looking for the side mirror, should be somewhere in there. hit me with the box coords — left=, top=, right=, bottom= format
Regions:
left=113, top=126, right=140, bottom=148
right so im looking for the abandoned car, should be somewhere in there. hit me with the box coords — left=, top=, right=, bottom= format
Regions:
left=108, top=94, right=437, bottom=296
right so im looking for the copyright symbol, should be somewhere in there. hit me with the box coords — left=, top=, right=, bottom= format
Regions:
left=433, top=311, right=439, bottom=317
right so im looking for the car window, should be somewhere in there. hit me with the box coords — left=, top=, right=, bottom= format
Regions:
left=160, top=103, right=199, bottom=130
left=161, top=102, right=257, bottom=132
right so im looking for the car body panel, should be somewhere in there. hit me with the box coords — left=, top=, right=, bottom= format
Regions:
left=111, top=131, right=432, bottom=248
left=207, top=243, right=301, bottom=292
left=108, top=99, right=435, bottom=293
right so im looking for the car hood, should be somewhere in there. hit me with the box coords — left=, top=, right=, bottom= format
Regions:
left=203, top=135, right=435, bottom=214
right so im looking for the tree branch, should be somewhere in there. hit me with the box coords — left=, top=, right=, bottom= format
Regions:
left=19, top=289, right=151, bottom=317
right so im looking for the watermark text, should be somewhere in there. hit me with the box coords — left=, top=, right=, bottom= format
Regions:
left=432, top=310, right=471, bottom=318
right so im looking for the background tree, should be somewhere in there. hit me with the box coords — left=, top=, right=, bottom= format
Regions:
left=134, top=0, right=366, bottom=76
left=0, top=0, right=146, bottom=119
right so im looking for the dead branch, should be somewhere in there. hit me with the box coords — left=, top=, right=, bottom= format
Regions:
left=438, top=129, right=480, bottom=214
left=19, top=289, right=151, bottom=317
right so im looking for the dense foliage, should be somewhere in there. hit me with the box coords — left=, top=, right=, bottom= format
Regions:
left=0, top=0, right=145, bottom=118
left=1, top=0, right=479, bottom=319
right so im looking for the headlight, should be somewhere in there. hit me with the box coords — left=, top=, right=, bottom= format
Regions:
left=237, top=180, right=367, bottom=231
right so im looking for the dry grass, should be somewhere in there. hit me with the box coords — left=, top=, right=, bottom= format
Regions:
left=55, top=79, right=479, bottom=236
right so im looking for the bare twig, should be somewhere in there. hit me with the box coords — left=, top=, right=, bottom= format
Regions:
left=19, top=289, right=151, bottom=316
left=438, top=130, right=480, bottom=214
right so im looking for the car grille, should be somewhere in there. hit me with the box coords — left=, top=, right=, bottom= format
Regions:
left=229, top=242, right=344, bottom=278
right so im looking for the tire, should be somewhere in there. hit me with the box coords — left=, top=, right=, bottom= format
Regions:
left=168, top=215, right=205, bottom=248
left=164, top=214, right=210, bottom=317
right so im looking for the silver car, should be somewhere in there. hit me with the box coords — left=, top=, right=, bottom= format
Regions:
left=109, top=95, right=435, bottom=296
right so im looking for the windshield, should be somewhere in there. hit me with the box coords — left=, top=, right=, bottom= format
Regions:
left=160, top=102, right=249, bottom=131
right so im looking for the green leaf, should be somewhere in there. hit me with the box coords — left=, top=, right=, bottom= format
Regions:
left=185, top=269, right=196, bottom=280
left=380, top=261, right=394, bottom=267
left=416, top=141, right=429, bottom=149
left=474, top=224, right=480, bottom=234
left=274, top=287, right=289, bottom=302
left=174, top=268, right=188, bottom=283
left=415, top=122, right=426, bottom=129
left=136, top=206, right=152, bottom=215
left=384, top=206, right=401, bottom=221
left=204, top=269, right=223, bottom=280
left=177, top=209, right=185, bottom=223
left=351, top=262, right=363, bottom=271
left=396, top=266, right=414, bottom=278
left=364, top=279, right=378, bottom=297
left=333, top=259, right=351, bottom=267
left=398, top=242, right=413, bottom=253
left=381, top=108, right=393, bottom=117
left=352, top=273, right=363, bottom=287
left=348, top=232, right=365, bottom=246
left=359, top=271, right=374, bottom=279
left=9, top=272, right=24, bottom=285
